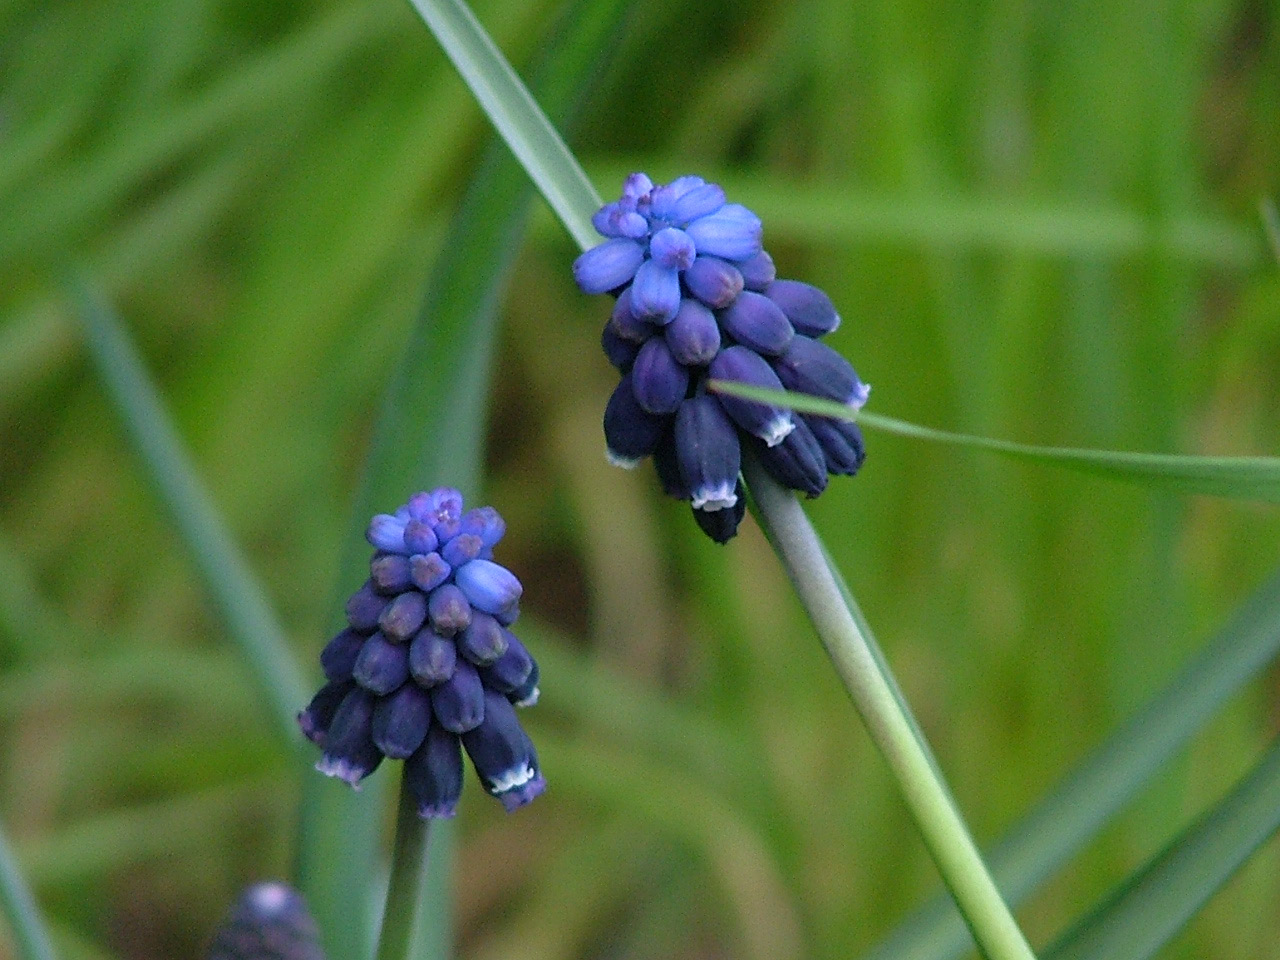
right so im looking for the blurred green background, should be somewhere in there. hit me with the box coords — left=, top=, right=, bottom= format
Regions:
left=2, top=0, right=1279, bottom=957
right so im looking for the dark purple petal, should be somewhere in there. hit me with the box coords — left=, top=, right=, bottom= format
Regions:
left=649, top=227, right=696, bottom=270
left=719, top=291, right=794, bottom=356
left=405, top=725, right=464, bottom=819
left=298, top=679, right=354, bottom=745
left=772, top=335, right=869, bottom=408
left=738, top=250, right=776, bottom=290
left=756, top=416, right=828, bottom=497
left=604, top=373, right=667, bottom=468
left=372, top=683, right=433, bottom=759
left=610, top=287, right=657, bottom=343
left=315, top=687, right=382, bottom=787
left=455, top=559, right=522, bottom=615
left=344, top=580, right=386, bottom=633
left=430, top=659, right=485, bottom=733
left=683, top=255, right=743, bottom=309
left=602, top=320, right=640, bottom=372
left=366, top=514, right=407, bottom=553
left=708, top=346, right=794, bottom=446
left=805, top=415, right=866, bottom=475
left=457, top=611, right=509, bottom=666
left=353, top=632, right=409, bottom=694
left=685, top=203, right=762, bottom=260
left=629, top=259, right=681, bottom=323
left=479, top=632, right=534, bottom=693
left=320, top=628, right=365, bottom=683
left=674, top=394, right=741, bottom=511
left=441, top=533, right=483, bottom=567
left=693, top=483, right=746, bottom=543
left=408, top=627, right=457, bottom=686
left=369, top=553, right=412, bottom=595
left=461, top=691, right=544, bottom=811
left=631, top=337, right=689, bottom=415
left=671, top=182, right=726, bottom=224
left=427, top=583, right=472, bottom=636
left=409, top=552, right=452, bottom=593
left=573, top=238, right=645, bottom=294
left=664, top=299, right=721, bottom=366
left=765, top=280, right=841, bottom=337
left=494, top=601, right=519, bottom=627
left=377, top=590, right=428, bottom=642
left=652, top=426, right=689, bottom=499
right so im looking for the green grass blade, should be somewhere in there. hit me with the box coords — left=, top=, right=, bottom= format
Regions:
left=862, top=569, right=1280, bottom=960
left=0, top=817, right=57, bottom=960
left=72, top=282, right=310, bottom=752
left=708, top=381, right=1280, bottom=503
left=1045, top=737, right=1280, bottom=960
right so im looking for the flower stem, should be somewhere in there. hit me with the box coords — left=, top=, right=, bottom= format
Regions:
left=743, top=454, right=1037, bottom=960
left=374, top=774, right=434, bottom=960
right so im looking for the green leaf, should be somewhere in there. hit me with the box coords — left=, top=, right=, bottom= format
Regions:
left=708, top=381, right=1280, bottom=503
left=1045, top=736, right=1280, bottom=960
left=0, top=816, right=57, bottom=960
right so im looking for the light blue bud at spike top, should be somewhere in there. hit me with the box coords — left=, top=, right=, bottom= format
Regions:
left=300, top=488, right=544, bottom=816
left=206, top=882, right=324, bottom=960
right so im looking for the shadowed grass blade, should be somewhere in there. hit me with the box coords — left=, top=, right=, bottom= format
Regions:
left=0, top=818, right=56, bottom=960
left=708, top=381, right=1280, bottom=503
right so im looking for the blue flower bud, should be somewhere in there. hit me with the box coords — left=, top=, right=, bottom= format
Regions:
left=298, top=679, right=353, bottom=744
left=406, top=725, right=464, bottom=819
left=670, top=182, right=726, bottom=223
left=344, top=580, right=386, bottom=632
left=457, top=611, right=508, bottom=666
left=455, top=559, right=523, bottom=615
left=719, top=291, right=794, bottom=356
left=631, top=337, right=689, bottom=415
left=425, top=488, right=464, bottom=541
left=403, top=519, right=438, bottom=555
left=372, top=683, right=432, bottom=759
left=604, top=373, right=667, bottom=468
left=573, top=238, right=645, bottom=294
left=805, top=415, right=866, bottom=475
left=622, top=171, right=654, bottom=198
left=674, top=394, right=741, bottom=511
left=756, top=416, right=828, bottom=497
left=494, top=601, right=519, bottom=627
left=459, top=507, right=505, bottom=547
left=692, top=481, right=746, bottom=544
left=629, top=259, right=681, bottom=322
left=320, top=628, right=365, bottom=683
left=408, top=627, right=456, bottom=686
left=646, top=177, right=699, bottom=219
left=316, top=687, right=382, bottom=786
left=353, top=632, right=410, bottom=695
left=462, top=690, right=545, bottom=812
left=602, top=320, right=639, bottom=372
left=663, top=299, right=721, bottom=366
left=683, top=256, right=744, bottom=309
left=410, top=552, right=452, bottom=593
left=591, top=202, right=647, bottom=239
left=685, top=203, right=762, bottom=260
left=708, top=346, right=794, bottom=446
left=441, top=532, right=483, bottom=567
left=738, top=250, right=776, bottom=290
left=427, top=583, right=472, bottom=636
left=772, top=335, right=869, bottom=408
left=649, top=227, right=696, bottom=270
left=366, top=514, right=407, bottom=553
left=206, top=883, right=324, bottom=960
left=510, top=658, right=540, bottom=707
left=377, top=590, right=428, bottom=642
left=652, top=427, right=689, bottom=499
left=479, top=631, right=534, bottom=693
left=370, top=553, right=412, bottom=595
left=430, top=659, right=485, bottom=733
left=609, top=287, right=656, bottom=343
left=765, top=280, right=841, bottom=337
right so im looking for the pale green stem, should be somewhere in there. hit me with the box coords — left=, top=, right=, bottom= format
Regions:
left=744, top=455, right=1035, bottom=960
left=373, top=774, right=434, bottom=960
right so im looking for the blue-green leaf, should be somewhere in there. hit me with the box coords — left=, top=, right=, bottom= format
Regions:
left=0, top=816, right=57, bottom=960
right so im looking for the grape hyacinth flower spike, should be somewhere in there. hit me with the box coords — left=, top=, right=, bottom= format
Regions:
left=575, top=173, right=870, bottom=542
left=299, top=489, right=544, bottom=816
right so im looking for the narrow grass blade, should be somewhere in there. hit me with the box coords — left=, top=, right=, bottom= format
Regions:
left=1045, top=736, right=1280, bottom=960
left=0, top=818, right=57, bottom=960
left=862, top=569, right=1280, bottom=960
left=708, top=381, right=1280, bottom=503
left=72, top=282, right=310, bottom=752
left=1262, top=197, right=1280, bottom=266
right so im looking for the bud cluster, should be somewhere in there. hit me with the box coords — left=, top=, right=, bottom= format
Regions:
left=298, top=489, right=543, bottom=817
left=574, top=173, right=868, bottom=541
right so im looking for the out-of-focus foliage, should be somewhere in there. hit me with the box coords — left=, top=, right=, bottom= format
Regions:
left=1, top=0, right=1278, bottom=958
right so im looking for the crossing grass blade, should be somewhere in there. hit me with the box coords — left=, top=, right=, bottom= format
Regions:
left=708, top=381, right=1280, bottom=503
left=0, top=817, right=57, bottom=960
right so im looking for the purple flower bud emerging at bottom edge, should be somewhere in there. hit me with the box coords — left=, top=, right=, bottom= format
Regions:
left=693, top=482, right=747, bottom=544
left=206, top=883, right=323, bottom=960
left=316, top=687, right=382, bottom=787
left=406, top=725, right=464, bottom=818
left=462, top=691, right=545, bottom=812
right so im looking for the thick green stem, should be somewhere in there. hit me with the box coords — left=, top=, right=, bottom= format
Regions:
left=373, top=774, right=434, bottom=960
left=743, top=455, right=1036, bottom=960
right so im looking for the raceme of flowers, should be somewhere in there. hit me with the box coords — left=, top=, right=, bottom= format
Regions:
left=298, top=489, right=543, bottom=817
left=573, top=173, right=869, bottom=542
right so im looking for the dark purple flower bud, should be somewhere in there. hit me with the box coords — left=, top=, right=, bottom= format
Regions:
left=298, top=679, right=353, bottom=745
left=738, top=250, right=776, bottom=290
left=631, top=337, right=689, bottom=415
left=353, top=632, right=410, bottom=695
left=441, top=533, right=483, bottom=567
left=479, top=631, right=534, bottom=693
left=652, top=427, right=689, bottom=499
left=408, top=627, right=456, bottom=686
left=427, top=583, right=472, bottom=636
left=610, top=287, right=656, bottom=343
left=683, top=255, right=744, bottom=309
left=410, top=552, right=452, bottom=593
left=720, top=291, right=794, bottom=356
left=206, top=882, right=324, bottom=960
left=765, top=280, right=841, bottom=337
left=685, top=203, right=762, bottom=260
left=674, top=394, right=741, bottom=511
left=344, top=580, right=386, bottom=632
left=457, top=611, right=508, bottom=666
left=370, top=553, right=412, bottom=595
left=573, top=238, right=645, bottom=294
left=510, top=658, right=540, bottom=707
left=671, top=182, right=726, bottom=223
left=494, top=601, right=519, bottom=627
left=664, top=299, right=721, bottom=366
left=693, top=481, right=747, bottom=544
left=602, top=320, right=639, bottom=372
left=405, top=725, right=464, bottom=819
left=459, top=507, right=505, bottom=547
left=320, top=628, right=365, bottom=683
left=366, top=514, right=407, bottom=554
left=805, top=415, right=866, bottom=475
left=372, top=683, right=433, bottom=759
left=604, top=373, right=667, bottom=468
left=772, top=335, right=870, bottom=409
left=378, top=590, right=428, bottom=642
left=430, top=659, right=485, bottom=733
left=316, top=687, right=382, bottom=787
left=629, top=259, right=681, bottom=323
left=756, top=417, right=828, bottom=497
left=403, top=519, right=438, bottom=555
left=649, top=227, right=696, bottom=270
left=455, top=559, right=522, bottom=615
left=462, top=691, right=545, bottom=812
left=708, top=346, right=794, bottom=446
left=425, top=488, right=464, bottom=541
